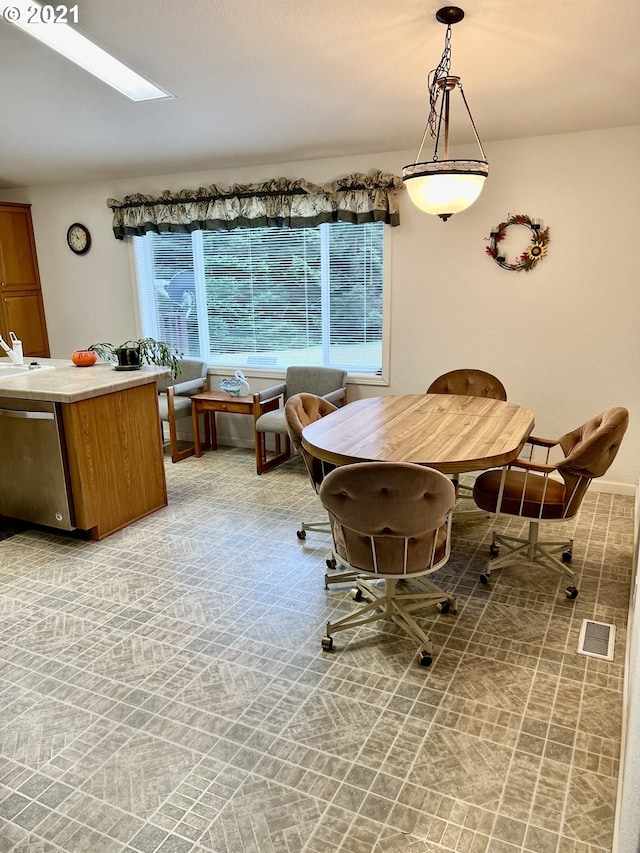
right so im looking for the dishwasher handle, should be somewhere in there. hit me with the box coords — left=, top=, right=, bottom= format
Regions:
left=0, top=407, right=55, bottom=420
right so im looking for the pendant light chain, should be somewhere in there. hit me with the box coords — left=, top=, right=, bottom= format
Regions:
left=414, top=22, right=452, bottom=163
left=427, top=23, right=452, bottom=139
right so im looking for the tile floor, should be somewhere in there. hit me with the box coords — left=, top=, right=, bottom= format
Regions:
left=0, top=446, right=634, bottom=853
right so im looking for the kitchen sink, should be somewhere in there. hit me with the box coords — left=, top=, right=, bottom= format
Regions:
left=0, top=363, right=54, bottom=379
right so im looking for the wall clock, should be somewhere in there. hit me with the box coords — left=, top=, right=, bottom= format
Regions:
left=66, top=222, right=91, bottom=255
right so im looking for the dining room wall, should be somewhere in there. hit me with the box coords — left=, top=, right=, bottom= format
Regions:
left=614, top=483, right=640, bottom=852
left=1, top=124, right=638, bottom=488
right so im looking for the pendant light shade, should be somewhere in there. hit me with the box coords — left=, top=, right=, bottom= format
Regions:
left=403, top=160, right=488, bottom=218
left=402, top=8, right=488, bottom=221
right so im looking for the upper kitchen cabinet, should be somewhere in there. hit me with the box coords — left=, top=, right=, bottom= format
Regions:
left=0, top=202, right=50, bottom=357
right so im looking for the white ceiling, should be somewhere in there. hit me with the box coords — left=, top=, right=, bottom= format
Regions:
left=1, top=0, right=639, bottom=189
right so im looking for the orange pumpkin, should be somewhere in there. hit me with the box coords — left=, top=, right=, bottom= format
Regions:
left=71, top=349, right=97, bottom=367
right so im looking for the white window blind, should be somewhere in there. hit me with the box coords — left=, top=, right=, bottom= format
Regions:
left=133, top=221, right=385, bottom=373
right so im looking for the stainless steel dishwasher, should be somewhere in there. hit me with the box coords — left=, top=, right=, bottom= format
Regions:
left=0, top=397, right=75, bottom=530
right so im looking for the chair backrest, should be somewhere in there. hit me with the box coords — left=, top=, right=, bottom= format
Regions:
left=157, top=357, right=208, bottom=393
left=556, top=407, right=629, bottom=514
left=285, top=366, right=347, bottom=401
left=285, top=393, right=337, bottom=491
left=285, top=393, right=337, bottom=452
left=319, top=462, right=455, bottom=577
left=427, top=368, right=507, bottom=401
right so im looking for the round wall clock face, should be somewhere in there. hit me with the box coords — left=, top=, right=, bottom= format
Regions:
left=67, top=223, right=91, bottom=255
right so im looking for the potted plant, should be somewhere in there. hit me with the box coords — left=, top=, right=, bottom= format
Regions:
left=88, top=337, right=182, bottom=377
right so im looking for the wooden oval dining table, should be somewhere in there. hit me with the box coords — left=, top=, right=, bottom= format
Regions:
left=301, top=393, right=535, bottom=474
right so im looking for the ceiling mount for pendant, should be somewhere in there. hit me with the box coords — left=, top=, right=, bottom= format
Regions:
left=402, top=6, right=488, bottom=221
left=435, top=6, right=465, bottom=25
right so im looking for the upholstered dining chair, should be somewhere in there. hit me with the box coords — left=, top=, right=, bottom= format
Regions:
left=157, top=357, right=208, bottom=462
left=427, top=368, right=508, bottom=516
left=284, top=393, right=337, bottom=541
left=426, top=368, right=507, bottom=401
left=318, top=461, right=457, bottom=667
left=253, top=366, right=347, bottom=475
left=284, top=393, right=358, bottom=588
left=473, top=406, right=629, bottom=599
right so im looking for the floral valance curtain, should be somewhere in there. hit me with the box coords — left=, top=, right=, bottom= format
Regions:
left=107, top=170, right=403, bottom=238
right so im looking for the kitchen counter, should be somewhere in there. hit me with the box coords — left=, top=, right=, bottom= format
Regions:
left=0, top=357, right=169, bottom=539
left=0, top=357, right=169, bottom=402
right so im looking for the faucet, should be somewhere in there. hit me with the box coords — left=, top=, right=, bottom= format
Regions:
left=0, top=331, right=24, bottom=365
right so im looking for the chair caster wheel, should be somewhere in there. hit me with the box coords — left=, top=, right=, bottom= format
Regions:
left=561, top=551, right=573, bottom=563
left=419, top=652, right=432, bottom=667
left=296, top=529, right=306, bottom=540
left=351, top=588, right=364, bottom=602
left=479, top=573, right=490, bottom=585
left=436, top=600, right=450, bottom=614
left=489, top=544, right=500, bottom=557
left=321, top=636, right=333, bottom=651
left=326, top=558, right=336, bottom=570
left=565, top=586, right=579, bottom=600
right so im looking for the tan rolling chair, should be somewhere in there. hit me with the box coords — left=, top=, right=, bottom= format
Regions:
left=319, top=461, right=457, bottom=667
left=473, top=407, right=629, bottom=598
left=284, top=393, right=358, bottom=588
left=253, top=366, right=347, bottom=474
left=284, top=393, right=337, bottom=540
left=426, top=368, right=507, bottom=401
left=157, top=357, right=208, bottom=462
left=427, top=368, right=507, bottom=516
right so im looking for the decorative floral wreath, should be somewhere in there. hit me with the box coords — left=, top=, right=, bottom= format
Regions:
left=486, top=213, right=550, bottom=272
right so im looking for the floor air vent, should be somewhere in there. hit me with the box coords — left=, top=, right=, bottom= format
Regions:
left=577, top=619, right=616, bottom=660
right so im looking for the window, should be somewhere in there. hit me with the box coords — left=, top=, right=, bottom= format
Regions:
left=133, top=221, right=386, bottom=374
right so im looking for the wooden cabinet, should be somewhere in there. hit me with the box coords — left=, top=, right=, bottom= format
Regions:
left=1, top=291, right=49, bottom=356
left=0, top=365, right=168, bottom=540
left=61, top=382, right=168, bottom=540
left=0, top=202, right=50, bottom=357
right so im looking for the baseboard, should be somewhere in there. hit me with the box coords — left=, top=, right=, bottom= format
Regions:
left=175, top=431, right=255, bottom=452
left=589, top=480, right=636, bottom=497
left=177, top=431, right=638, bottom=496
left=217, top=435, right=255, bottom=450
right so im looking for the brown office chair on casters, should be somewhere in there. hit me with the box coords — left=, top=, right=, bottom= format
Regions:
left=427, top=368, right=508, bottom=518
left=427, top=368, right=507, bottom=401
left=157, top=358, right=208, bottom=462
left=319, top=462, right=457, bottom=667
left=473, top=407, right=629, bottom=599
left=284, top=393, right=358, bottom=588
left=284, top=393, right=336, bottom=540
left=253, top=366, right=347, bottom=474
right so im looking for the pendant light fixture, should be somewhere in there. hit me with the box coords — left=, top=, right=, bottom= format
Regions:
left=402, top=6, right=488, bottom=221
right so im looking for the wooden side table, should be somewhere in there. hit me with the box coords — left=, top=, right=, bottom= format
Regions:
left=190, top=390, right=279, bottom=457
